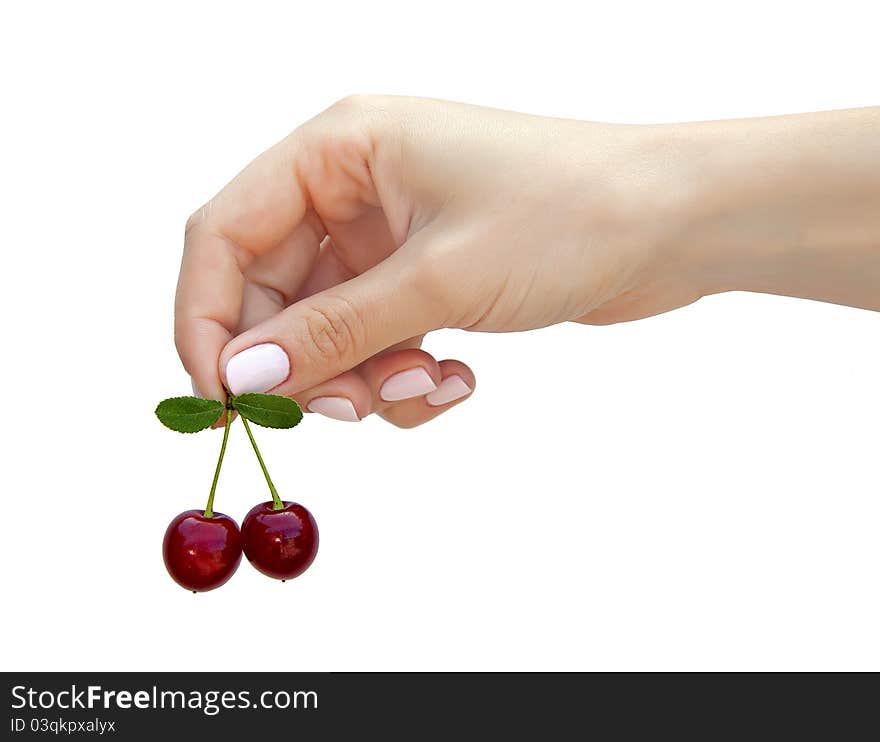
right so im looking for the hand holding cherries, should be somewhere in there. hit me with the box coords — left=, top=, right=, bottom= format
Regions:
left=155, top=392, right=318, bottom=592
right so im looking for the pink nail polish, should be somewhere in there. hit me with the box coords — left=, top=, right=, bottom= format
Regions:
left=426, top=375, right=472, bottom=407
left=225, top=343, right=290, bottom=395
left=307, top=396, right=360, bottom=422
left=379, top=367, right=437, bottom=402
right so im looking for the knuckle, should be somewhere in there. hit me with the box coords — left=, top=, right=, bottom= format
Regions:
left=297, top=296, right=365, bottom=367
left=331, top=93, right=378, bottom=114
left=184, top=201, right=213, bottom=237
left=325, top=94, right=397, bottom=142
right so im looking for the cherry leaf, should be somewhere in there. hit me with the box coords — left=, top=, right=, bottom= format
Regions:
left=155, top=396, right=225, bottom=433
left=232, top=393, right=303, bottom=429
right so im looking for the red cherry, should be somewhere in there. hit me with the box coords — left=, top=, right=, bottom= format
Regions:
left=241, top=501, right=318, bottom=580
left=162, top=510, right=242, bottom=592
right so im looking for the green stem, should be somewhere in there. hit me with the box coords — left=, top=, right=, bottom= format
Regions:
left=240, top=415, right=284, bottom=510
left=204, top=405, right=233, bottom=518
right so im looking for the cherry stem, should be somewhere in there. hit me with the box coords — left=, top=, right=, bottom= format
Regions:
left=240, top=415, right=284, bottom=510
left=204, top=405, right=232, bottom=518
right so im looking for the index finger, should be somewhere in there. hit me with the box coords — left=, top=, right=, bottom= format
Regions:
left=174, top=136, right=311, bottom=401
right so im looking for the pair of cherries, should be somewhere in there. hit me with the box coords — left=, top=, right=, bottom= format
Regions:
left=163, top=501, right=318, bottom=592
left=155, top=390, right=316, bottom=592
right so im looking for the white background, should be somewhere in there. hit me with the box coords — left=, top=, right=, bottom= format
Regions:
left=1, top=1, right=878, bottom=671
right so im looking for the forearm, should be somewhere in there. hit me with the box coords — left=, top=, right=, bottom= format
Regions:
left=662, top=107, right=880, bottom=310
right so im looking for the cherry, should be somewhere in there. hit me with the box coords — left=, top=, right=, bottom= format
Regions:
left=163, top=510, right=242, bottom=592
left=241, top=501, right=318, bottom=580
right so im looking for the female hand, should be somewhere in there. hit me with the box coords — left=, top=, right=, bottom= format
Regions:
left=176, top=97, right=880, bottom=425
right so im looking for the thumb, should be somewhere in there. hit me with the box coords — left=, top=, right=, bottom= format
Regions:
left=218, top=247, right=442, bottom=397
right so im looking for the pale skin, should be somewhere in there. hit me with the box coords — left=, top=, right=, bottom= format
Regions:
left=176, top=97, right=880, bottom=427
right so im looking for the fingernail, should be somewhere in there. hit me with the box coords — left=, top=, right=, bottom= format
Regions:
left=307, top=396, right=360, bottom=422
left=379, top=367, right=437, bottom=402
left=426, top=375, right=472, bottom=407
left=225, top=343, right=290, bottom=395
left=191, top=378, right=202, bottom=398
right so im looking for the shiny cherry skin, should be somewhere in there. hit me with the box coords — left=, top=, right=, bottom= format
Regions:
left=241, top=501, right=318, bottom=580
left=162, top=510, right=242, bottom=592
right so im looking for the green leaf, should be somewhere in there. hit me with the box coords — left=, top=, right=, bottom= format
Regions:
left=155, top=396, right=225, bottom=433
left=232, top=393, right=303, bottom=429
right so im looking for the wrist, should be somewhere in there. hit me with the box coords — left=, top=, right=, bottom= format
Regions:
left=654, top=118, right=804, bottom=298
left=650, top=109, right=880, bottom=309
